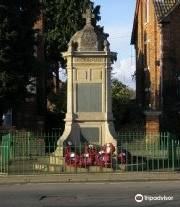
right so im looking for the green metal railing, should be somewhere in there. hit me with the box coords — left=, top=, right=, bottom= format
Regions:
left=117, top=132, right=180, bottom=171
left=0, top=130, right=180, bottom=175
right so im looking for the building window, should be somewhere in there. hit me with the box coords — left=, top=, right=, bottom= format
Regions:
left=147, top=0, right=150, bottom=23
left=144, top=0, right=149, bottom=23
left=144, top=32, right=148, bottom=67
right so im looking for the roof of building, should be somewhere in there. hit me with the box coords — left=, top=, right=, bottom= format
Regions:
left=153, top=0, right=180, bottom=21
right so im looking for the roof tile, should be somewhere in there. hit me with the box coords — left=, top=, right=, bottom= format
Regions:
left=153, top=0, right=179, bottom=21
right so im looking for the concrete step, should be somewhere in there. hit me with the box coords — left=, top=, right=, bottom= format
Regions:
left=49, top=156, right=64, bottom=165
left=64, top=165, right=88, bottom=173
left=8, top=159, right=36, bottom=174
left=33, top=163, right=64, bottom=173
left=118, top=163, right=147, bottom=171
left=8, top=158, right=64, bottom=174
left=88, top=166, right=113, bottom=173
left=37, top=156, right=50, bottom=164
left=8, top=158, right=115, bottom=174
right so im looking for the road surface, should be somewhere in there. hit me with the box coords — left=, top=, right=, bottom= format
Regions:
left=0, top=181, right=180, bottom=206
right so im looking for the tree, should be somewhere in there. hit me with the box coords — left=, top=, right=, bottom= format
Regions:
left=46, top=81, right=67, bottom=132
left=112, top=79, right=131, bottom=131
left=112, top=79, right=131, bottom=104
left=0, top=0, right=40, bottom=124
left=43, top=0, right=101, bottom=71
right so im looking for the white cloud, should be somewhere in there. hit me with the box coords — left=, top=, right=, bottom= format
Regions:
left=104, top=26, right=136, bottom=89
left=112, top=57, right=136, bottom=89
left=59, top=68, right=67, bottom=82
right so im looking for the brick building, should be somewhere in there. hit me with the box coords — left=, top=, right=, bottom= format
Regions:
left=131, top=0, right=180, bottom=134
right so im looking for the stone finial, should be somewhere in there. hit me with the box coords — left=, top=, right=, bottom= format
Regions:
left=68, top=40, right=73, bottom=52
left=104, top=39, right=110, bottom=52
left=83, top=8, right=95, bottom=25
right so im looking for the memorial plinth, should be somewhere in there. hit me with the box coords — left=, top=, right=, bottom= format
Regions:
left=55, top=9, right=117, bottom=157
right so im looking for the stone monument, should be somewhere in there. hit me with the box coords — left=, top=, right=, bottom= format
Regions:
left=56, top=8, right=117, bottom=157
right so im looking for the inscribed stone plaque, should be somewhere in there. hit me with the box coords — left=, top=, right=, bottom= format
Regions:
left=77, top=83, right=102, bottom=112
left=80, top=127, right=99, bottom=143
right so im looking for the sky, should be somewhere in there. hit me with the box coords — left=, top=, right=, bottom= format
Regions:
left=93, top=0, right=136, bottom=88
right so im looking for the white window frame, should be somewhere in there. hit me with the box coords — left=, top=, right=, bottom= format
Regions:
left=144, top=0, right=150, bottom=24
